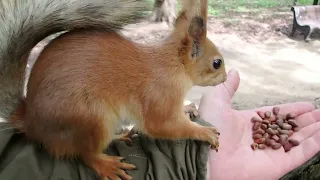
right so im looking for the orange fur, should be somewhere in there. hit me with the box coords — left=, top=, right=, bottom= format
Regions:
left=9, top=0, right=227, bottom=179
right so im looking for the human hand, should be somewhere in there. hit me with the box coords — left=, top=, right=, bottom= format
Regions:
left=199, top=69, right=320, bottom=180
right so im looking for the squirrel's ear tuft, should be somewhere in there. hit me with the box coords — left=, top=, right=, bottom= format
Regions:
left=188, top=16, right=205, bottom=41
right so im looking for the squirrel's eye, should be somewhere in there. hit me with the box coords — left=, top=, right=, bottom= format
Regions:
left=213, top=59, right=222, bottom=69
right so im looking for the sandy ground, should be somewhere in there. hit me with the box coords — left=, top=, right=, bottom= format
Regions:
left=26, top=9, right=320, bottom=110
left=119, top=9, right=320, bottom=110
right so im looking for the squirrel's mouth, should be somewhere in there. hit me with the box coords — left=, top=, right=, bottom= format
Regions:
left=221, top=75, right=227, bottom=83
left=197, top=74, right=226, bottom=87
left=212, top=74, right=227, bottom=86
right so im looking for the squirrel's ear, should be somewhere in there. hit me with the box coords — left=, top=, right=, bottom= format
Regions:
left=176, top=0, right=208, bottom=60
left=187, top=16, right=206, bottom=59
left=174, top=10, right=188, bottom=25
left=175, top=0, right=197, bottom=26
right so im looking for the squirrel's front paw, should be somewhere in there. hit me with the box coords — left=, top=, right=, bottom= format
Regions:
left=184, top=103, right=200, bottom=119
left=200, top=126, right=220, bottom=151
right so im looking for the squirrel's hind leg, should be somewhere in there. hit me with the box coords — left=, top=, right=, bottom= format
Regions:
left=82, top=154, right=136, bottom=180
left=30, top=102, right=136, bottom=180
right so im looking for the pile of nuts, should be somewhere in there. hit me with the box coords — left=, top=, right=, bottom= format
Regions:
left=251, top=107, right=300, bottom=152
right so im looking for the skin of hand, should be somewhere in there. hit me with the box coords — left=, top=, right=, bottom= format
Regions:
left=199, top=69, right=320, bottom=180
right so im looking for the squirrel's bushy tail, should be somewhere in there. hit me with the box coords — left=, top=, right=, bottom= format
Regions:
left=7, top=100, right=26, bottom=132
left=0, top=0, right=150, bottom=119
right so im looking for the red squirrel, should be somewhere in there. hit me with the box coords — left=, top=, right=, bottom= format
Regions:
left=1, top=0, right=227, bottom=179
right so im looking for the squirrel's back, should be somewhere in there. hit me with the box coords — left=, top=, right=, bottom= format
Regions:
left=0, top=0, right=150, bottom=119
left=27, top=29, right=154, bottom=104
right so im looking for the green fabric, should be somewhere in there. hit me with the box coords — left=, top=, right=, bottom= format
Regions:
left=0, top=117, right=212, bottom=180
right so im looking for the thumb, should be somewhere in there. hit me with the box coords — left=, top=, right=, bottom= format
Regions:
left=222, top=69, right=240, bottom=99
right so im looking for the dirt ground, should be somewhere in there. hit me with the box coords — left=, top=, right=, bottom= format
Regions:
left=27, top=7, right=320, bottom=110
left=120, top=7, right=320, bottom=110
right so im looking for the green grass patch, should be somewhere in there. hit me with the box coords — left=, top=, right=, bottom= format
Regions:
left=208, top=0, right=315, bottom=15
left=208, top=0, right=314, bottom=9
left=143, top=0, right=315, bottom=17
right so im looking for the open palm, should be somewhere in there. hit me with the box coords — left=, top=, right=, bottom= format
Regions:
left=198, top=70, right=320, bottom=180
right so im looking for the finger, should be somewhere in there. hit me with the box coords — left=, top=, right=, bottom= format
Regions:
left=254, top=102, right=314, bottom=117
left=295, top=109, right=320, bottom=128
left=222, top=69, right=240, bottom=99
left=286, top=129, right=320, bottom=169
left=290, top=121, right=320, bottom=142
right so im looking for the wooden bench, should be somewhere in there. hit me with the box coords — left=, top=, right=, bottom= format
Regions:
left=290, top=5, right=320, bottom=41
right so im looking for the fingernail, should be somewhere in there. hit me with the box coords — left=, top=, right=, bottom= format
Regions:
left=228, top=69, right=237, bottom=75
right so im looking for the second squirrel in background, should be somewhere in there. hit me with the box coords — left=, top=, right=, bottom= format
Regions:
left=3, top=0, right=227, bottom=179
